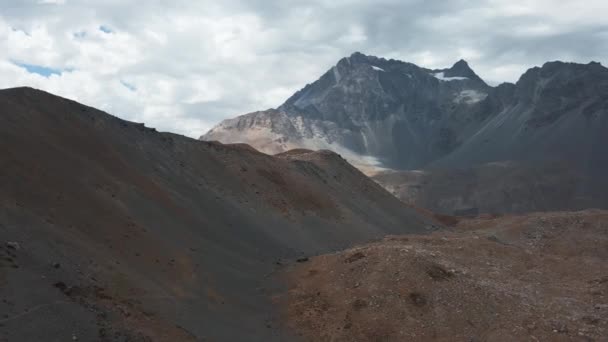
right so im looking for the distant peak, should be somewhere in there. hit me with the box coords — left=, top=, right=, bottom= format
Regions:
left=448, top=59, right=473, bottom=74
left=453, top=59, right=469, bottom=67
left=539, top=60, right=606, bottom=70
left=350, top=51, right=366, bottom=58
left=530, top=60, right=608, bottom=79
left=516, top=60, right=608, bottom=93
left=348, top=51, right=374, bottom=64
left=443, top=59, right=484, bottom=84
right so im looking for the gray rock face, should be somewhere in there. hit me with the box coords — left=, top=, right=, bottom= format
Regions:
left=435, top=61, right=608, bottom=165
left=203, top=53, right=608, bottom=173
left=203, top=52, right=494, bottom=170
left=430, top=61, right=608, bottom=209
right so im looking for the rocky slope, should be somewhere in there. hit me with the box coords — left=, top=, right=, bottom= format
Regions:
left=373, top=160, right=602, bottom=215
left=202, top=53, right=608, bottom=213
left=280, top=210, right=608, bottom=341
left=0, top=87, right=435, bottom=341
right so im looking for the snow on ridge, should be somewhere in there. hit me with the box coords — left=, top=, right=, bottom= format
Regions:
left=371, top=65, right=385, bottom=72
left=433, top=72, right=468, bottom=81
left=454, top=89, right=488, bottom=104
left=332, top=66, right=342, bottom=83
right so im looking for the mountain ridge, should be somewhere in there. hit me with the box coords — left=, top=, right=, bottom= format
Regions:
left=0, top=86, right=436, bottom=341
left=203, top=52, right=496, bottom=169
left=202, top=53, right=608, bottom=214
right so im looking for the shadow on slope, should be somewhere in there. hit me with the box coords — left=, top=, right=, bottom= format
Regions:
left=373, top=160, right=608, bottom=215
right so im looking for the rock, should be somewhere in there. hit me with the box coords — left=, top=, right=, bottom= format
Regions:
left=344, top=252, right=366, bottom=263
left=594, top=304, right=608, bottom=310
left=6, top=242, right=20, bottom=250
left=409, top=292, right=427, bottom=307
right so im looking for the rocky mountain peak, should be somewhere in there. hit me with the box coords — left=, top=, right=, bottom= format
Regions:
left=432, top=59, right=485, bottom=84
left=518, top=60, right=608, bottom=83
left=514, top=60, right=608, bottom=109
left=349, top=51, right=369, bottom=61
left=202, top=53, right=607, bottom=178
left=204, top=53, right=498, bottom=170
left=447, top=59, right=474, bottom=76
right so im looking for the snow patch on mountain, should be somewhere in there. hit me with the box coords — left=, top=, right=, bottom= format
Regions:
left=454, top=90, right=488, bottom=104
left=371, top=65, right=385, bottom=72
left=433, top=72, right=469, bottom=81
left=332, top=66, right=342, bottom=83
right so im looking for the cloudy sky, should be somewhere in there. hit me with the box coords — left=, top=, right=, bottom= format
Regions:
left=1, top=0, right=607, bottom=137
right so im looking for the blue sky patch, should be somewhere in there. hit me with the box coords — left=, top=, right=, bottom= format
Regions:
left=13, top=61, right=62, bottom=77
left=99, top=25, right=112, bottom=33
left=121, top=80, right=137, bottom=91
left=11, top=27, right=30, bottom=36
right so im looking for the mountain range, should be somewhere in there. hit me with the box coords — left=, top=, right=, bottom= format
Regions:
left=1, top=73, right=607, bottom=340
left=202, top=52, right=608, bottom=214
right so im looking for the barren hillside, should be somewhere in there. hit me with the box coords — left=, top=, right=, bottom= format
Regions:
left=0, top=87, right=434, bottom=341
left=280, top=210, right=608, bottom=341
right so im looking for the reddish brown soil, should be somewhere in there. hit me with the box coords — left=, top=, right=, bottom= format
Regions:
left=279, top=210, right=608, bottom=341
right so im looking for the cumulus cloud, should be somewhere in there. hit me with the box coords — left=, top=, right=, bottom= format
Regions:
left=1, top=0, right=607, bottom=137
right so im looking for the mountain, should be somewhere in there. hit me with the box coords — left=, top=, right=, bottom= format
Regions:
left=432, top=61, right=608, bottom=171
left=203, top=52, right=493, bottom=171
left=0, top=87, right=436, bottom=341
left=202, top=53, right=608, bottom=214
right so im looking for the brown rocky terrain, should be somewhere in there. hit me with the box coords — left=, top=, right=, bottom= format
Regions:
left=280, top=210, right=608, bottom=341
left=3, top=86, right=606, bottom=341
left=0, top=87, right=435, bottom=341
